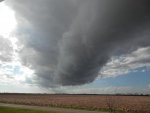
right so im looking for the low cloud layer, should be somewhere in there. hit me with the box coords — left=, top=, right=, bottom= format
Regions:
left=50, top=86, right=134, bottom=94
left=148, top=84, right=150, bottom=89
left=4, top=0, right=150, bottom=87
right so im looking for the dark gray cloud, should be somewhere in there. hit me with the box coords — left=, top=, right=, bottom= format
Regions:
left=6, top=0, right=150, bottom=87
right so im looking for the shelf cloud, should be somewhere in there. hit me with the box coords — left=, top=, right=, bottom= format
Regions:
left=5, top=0, right=150, bottom=87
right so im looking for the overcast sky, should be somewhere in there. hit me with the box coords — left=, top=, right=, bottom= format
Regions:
left=0, top=0, right=150, bottom=94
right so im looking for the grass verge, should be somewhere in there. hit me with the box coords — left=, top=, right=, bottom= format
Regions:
left=0, top=106, right=59, bottom=113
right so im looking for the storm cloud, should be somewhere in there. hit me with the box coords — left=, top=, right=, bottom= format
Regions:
left=6, top=0, right=150, bottom=87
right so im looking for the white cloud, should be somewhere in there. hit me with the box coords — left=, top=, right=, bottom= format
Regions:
left=0, top=61, right=35, bottom=84
left=0, top=2, right=17, bottom=37
left=0, top=29, right=35, bottom=86
left=99, top=47, right=150, bottom=78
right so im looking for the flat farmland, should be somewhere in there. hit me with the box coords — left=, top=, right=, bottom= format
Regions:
left=0, top=94, right=150, bottom=113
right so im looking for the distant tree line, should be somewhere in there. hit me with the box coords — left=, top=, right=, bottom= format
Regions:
left=0, top=92, right=149, bottom=96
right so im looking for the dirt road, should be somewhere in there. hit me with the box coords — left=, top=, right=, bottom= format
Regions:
left=0, top=103, right=108, bottom=113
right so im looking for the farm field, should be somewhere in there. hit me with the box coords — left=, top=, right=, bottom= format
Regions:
left=0, top=94, right=150, bottom=113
